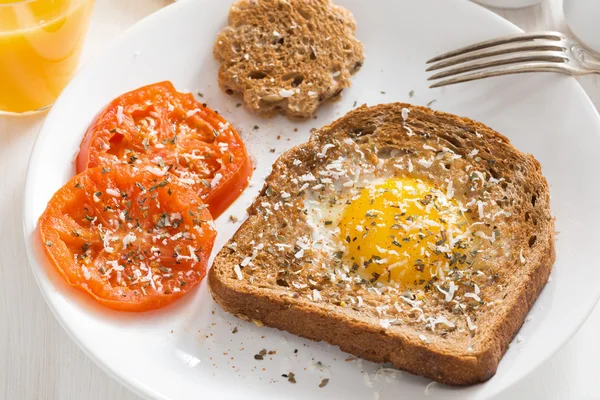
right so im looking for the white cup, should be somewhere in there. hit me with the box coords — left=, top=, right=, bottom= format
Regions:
left=564, top=0, right=600, bottom=53
left=472, top=0, right=545, bottom=9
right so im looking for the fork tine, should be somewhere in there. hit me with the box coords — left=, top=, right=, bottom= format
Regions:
left=428, top=51, right=568, bottom=81
left=426, top=41, right=565, bottom=72
left=428, top=62, right=569, bottom=88
left=426, top=31, right=563, bottom=64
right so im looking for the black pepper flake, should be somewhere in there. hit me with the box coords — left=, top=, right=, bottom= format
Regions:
left=409, top=90, right=415, bottom=98
left=253, top=125, right=259, bottom=131
left=427, top=99, right=437, bottom=107
left=45, top=241, right=53, bottom=247
left=232, top=327, right=238, bottom=334
left=74, top=182, right=83, bottom=189
left=319, top=378, right=329, bottom=388
left=101, top=167, right=111, bottom=174
left=197, top=92, right=204, bottom=97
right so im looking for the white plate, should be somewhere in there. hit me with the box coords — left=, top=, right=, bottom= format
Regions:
left=22, top=0, right=600, bottom=399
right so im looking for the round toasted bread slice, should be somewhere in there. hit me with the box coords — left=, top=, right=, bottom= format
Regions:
left=213, top=0, right=364, bottom=119
left=209, top=103, right=555, bottom=385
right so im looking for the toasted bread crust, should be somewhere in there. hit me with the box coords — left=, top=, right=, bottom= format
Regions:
left=209, top=103, right=555, bottom=385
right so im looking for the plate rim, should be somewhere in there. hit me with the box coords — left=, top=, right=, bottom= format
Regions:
left=21, top=0, right=600, bottom=399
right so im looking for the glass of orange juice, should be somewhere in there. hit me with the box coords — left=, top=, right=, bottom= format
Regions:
left=0, top=0, right=94, bottom=114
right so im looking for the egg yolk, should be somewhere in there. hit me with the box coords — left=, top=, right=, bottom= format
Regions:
left=339, top=177, right=471, bottom=287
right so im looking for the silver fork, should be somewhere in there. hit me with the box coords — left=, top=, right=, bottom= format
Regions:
left=426, top=31, right=600, bottom=88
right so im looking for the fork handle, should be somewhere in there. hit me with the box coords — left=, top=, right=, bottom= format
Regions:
left=571, top=44, right=600, bottom=73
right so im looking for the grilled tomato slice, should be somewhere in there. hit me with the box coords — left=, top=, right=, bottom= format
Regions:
left=77, top=81, right=252, bottom=218
left=39, top=164, right=216, bottom=312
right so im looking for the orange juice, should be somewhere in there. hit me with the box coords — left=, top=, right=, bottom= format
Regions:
left=0, top=0, right=94, bottom=113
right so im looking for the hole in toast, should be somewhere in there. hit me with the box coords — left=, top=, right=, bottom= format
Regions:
left=445, top=163, right=451, bottom=170
left=377, top=146, right=399, bottom=159
left=225, top=89, right=235, bottom=95
left=292, top=75, right=304, bottom=87
left=248, top=71, right=268, bottom=80
left=528, top=235, right=537, bottom=247
left=348, top=125, right=376, bottom=139
left=276, top=278, right=289, bottom=287
left=282, top=72, right=305, bottom=87
left=489, top=168, right=501, bottom=180
left=531, top=194, right=537, bottom=206
left=524, top=211, right=530, bottom=222
left=439, top=133, right=462, bottom=149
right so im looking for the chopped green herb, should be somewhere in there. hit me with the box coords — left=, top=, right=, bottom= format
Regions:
left=149, top=180, right=169, bottom=192
left=287, top=372, right=296, bottom=384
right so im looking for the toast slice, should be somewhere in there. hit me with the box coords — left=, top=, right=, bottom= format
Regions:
left=209, top=103, right=555, bottom=385
left=213, top=0, right=364, bottom=119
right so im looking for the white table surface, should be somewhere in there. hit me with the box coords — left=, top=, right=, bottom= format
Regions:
left=1, top=0, right=599, bottom=399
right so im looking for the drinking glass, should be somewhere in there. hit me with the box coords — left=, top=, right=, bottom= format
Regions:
left=0, top=0, right=95, bottom=114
